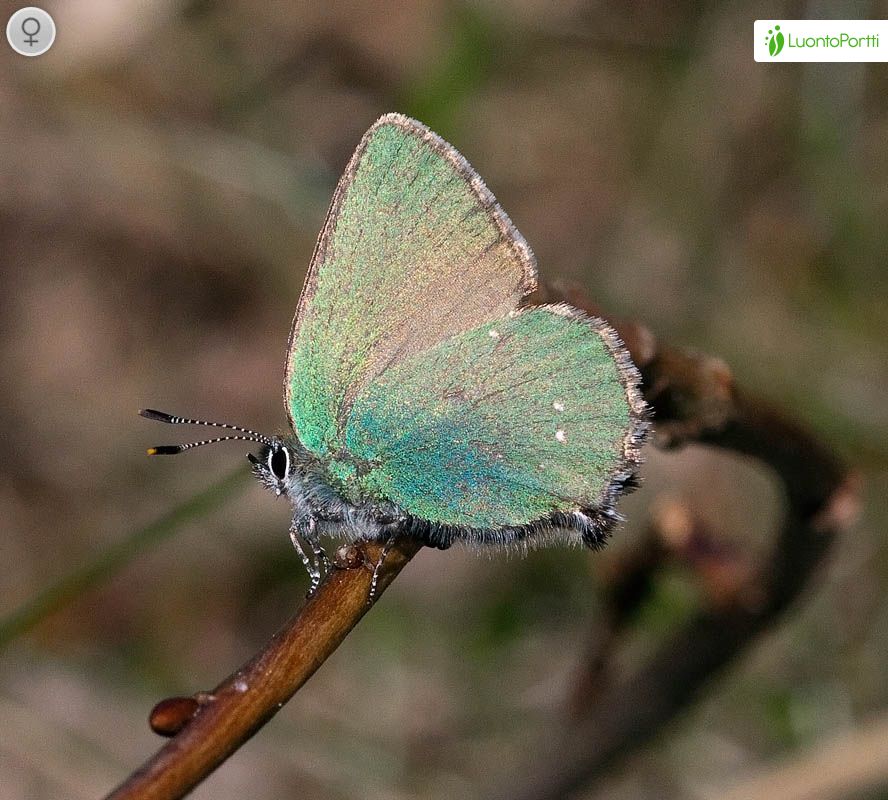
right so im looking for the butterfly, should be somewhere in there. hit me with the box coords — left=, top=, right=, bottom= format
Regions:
left=142, top=113, right=649, bottom=596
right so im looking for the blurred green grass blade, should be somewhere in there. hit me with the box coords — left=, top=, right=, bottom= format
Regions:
left=0, top=468, right=248, bottom=650
left=402, top=3, right=496, bottom=133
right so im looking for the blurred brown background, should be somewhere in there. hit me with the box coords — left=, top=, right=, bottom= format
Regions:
left=1, top=1, right=886, bottom=799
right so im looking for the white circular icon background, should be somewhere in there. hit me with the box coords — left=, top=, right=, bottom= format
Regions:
left=7, top=7, right=56, bottom=56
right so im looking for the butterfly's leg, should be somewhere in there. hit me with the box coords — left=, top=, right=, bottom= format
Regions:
left=300, top=514, right=334, bottom=589
left=289, top=515, right=322, bottom=593
left=309, top=538, right=331, bottom=574
left=369, top=533, right=398, bottom=603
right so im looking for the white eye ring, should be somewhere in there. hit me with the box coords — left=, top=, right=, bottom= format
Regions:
left=267, top=445, right=290, bottom=481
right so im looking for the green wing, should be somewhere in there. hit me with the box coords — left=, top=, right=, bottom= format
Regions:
left=286, top=114, right=537, bottom=458
left=341, top=306, right=646, bottom=529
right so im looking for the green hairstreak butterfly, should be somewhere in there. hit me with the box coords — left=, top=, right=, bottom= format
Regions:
left=142, top=113, right=649, bottom=595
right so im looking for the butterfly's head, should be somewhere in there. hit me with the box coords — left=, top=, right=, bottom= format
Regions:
left=140, top=408, right=296, bottom=493
left=248, top=438, right=297, bottom=497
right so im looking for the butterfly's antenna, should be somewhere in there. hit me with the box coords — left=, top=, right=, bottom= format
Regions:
left=140, top=408, right=272, bottom=454
left=146, top=436, right=268, bottom=455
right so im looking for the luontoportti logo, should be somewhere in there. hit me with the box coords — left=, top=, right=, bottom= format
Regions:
left=755, top=20, right=887, bottom=63
left=766, top=24, right=785, bottom=56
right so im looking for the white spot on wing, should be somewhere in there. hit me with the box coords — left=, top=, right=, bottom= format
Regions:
left=553, top=401, right=565, bottom=412
left=489, top=329, right=500, bottom=339
left=555, top=429, right=567, bottom=443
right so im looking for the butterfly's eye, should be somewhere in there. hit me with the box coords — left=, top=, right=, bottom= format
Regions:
left=268, top=446, right=290, bottom=481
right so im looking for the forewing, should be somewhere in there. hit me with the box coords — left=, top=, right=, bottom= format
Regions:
left=286, top=113, right=537, bottom=458
left=343, top=306, right=647, bottom=529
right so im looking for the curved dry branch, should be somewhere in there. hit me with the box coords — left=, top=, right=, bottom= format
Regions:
left=104, top=537, right=422, bottom=800
left=103, top=284, right=857, bottom=800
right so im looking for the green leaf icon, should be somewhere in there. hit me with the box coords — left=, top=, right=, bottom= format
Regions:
left=768, top=25, right=785, bottom=57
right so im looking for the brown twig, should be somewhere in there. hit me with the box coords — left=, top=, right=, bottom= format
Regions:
left=104, top=284, right=858, bottom=800
left=104, top=537, right=422, bottom=800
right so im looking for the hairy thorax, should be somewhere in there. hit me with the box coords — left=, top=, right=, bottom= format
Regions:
left=259, top=436, right=401, bottom=543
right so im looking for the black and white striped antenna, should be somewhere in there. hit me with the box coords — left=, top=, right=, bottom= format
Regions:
left=139, top=408, right=272, bottom=455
